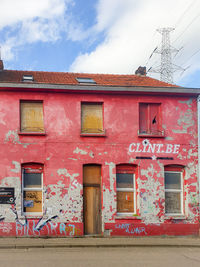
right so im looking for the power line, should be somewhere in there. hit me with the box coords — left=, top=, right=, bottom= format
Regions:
left=174, top=0, right=197, bottom=28
left=173, top=12, right=200, bottom=44
left=181, top=47, right=200, bottom=66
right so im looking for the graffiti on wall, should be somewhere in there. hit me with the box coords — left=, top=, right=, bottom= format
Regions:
left=16, top=220, right=82, bottom=236
left=115, top=223, right=147, bottom=235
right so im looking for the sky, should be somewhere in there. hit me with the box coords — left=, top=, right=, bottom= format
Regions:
left=0, top=0, right=200, bottom=87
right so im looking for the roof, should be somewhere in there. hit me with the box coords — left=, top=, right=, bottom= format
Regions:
left=0, top=69, right=178, bottom=87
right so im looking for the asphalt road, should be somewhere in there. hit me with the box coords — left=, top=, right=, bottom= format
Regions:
left=1, top=247, right=200, bottom=267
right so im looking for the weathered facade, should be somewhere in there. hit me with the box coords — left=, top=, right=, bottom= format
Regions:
left=0, top=61, right=199, bottom=236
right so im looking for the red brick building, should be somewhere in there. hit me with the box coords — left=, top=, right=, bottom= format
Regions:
left=0, top=60, right=199, bottom=236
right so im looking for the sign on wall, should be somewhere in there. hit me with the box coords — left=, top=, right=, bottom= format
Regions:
left=0, top=188, right=15, bottom=204
left=129, top=139, right=180, bottom=154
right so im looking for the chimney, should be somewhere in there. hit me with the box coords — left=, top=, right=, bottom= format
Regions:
left=0, top=60, right=4, bottom=71
left=135, top=66, right=146, bottom=76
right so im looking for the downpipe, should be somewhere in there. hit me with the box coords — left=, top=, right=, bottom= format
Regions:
left=197, top=95, right=200, bottom=235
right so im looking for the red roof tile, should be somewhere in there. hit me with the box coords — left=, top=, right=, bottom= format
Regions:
left=0, top=69, right=178, bottom=87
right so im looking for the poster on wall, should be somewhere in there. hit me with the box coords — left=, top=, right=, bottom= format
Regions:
left=0, top=188, right=15, bottom=204
left=24, top=200, right=34, bottom=207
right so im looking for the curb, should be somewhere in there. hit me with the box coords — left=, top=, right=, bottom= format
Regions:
left=0, top=243, right=200, bottom=249
left=0, top=237, right=200, bottom=249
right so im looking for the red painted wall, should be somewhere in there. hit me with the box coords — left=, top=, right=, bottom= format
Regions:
left=0, top=89, right=198, bottom=236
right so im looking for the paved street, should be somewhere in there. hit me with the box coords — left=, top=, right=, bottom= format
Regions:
left=1, top=247, right=200, bottom=267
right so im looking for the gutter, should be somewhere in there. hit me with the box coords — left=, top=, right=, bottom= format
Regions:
left=0, top=82, right=200, bottom=95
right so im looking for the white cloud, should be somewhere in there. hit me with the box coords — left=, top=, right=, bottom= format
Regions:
left=0, top=0, right=68, bottom=29
left=70, top=0, right=200, bottom=85
left=0, top=0, right=73, bottom=61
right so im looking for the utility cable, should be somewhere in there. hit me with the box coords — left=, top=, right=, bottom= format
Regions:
left=181, top=47, right=200, bottom=66
left=173, top=12, right=200, bottom=44
left=174, top=0, right=197, bottom=28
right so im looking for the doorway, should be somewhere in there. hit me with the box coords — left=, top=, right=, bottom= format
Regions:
left=83, top=164, right=101, bottom=235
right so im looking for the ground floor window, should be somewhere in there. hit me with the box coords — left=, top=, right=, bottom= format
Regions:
left=116, top=164, right=136, bottom=215
left=22, top=164, right=43, bottom=215
left=164, top=165, right=184, bottom=215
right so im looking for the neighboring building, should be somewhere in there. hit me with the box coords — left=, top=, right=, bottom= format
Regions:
left=0, top=60, right=199, bottom=237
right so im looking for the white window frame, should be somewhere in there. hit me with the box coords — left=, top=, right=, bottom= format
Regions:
left=22, top=168, right=43, bottom=216
left=116, top=173, right=136, bottom=216
left=164, top=171, right=183, bottom=216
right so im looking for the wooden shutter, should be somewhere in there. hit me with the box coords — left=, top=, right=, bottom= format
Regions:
left=139, top=103, right=148, bottom=133
left=149, top=104, right=160, bottom=134
left=21, top=101, right=44, bottom=132
left=117, top=191, right=134, bottom=212
left=81, top=104, right=103, bottom=133
left=23, top=191, right=42, bottom=213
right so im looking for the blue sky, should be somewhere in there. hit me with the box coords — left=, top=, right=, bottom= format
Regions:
left=0, top=0, right=200, bottom=87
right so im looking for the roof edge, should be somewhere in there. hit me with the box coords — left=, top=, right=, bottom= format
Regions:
left=0, top=82, right=199, bottom=95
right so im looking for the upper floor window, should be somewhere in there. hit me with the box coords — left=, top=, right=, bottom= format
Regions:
left=22, top=164, right=43, bottom=216
left=20, top=101, right=44, bottom=133
left=81, top=103, right=104, bottom=134
left=139, top=103, right=164, bottom=137
left=164, top=166, right=184, bottom=215
left=116, top=164, right=136, bottom=215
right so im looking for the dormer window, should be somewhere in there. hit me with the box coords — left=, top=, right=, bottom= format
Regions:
left=22, top=75, right=34, bottom=82
left=76, top=77, right=96, bottom=84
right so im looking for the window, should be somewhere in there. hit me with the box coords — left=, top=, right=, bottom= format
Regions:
left=20, top=101, right=44, bottom=133
left=81, top=103, right=104, bottom=134
left=22, top=75, right=34, bottom=82
left=139, top=103, right=164, bottom=136
left=164, top=166, right=183, bottom=215
left=116, top=164, right=136, bottom=215
left=76, top=77, right=96, bottom=84
left=22, top=164, right=43, bottom=215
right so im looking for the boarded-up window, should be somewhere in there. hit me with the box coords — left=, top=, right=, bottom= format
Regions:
left=20, top=101, right=44, bottom=132
left=116, top=164, right=136, bottom=214
left=22, top=164, right=43, bottom=215
left=139, top=103, right=162, bottom=136
left=164, top=167, right=183, bottom=215
left=81, top=103, right=103, bottom=133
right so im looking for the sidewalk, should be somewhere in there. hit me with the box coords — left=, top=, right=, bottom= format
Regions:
left=0, top=236, right=200, bottom=249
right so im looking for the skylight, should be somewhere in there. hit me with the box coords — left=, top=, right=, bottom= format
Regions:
left=76, top=77, right=96, bottom=84
left=22, top=75, right=34, bottom=82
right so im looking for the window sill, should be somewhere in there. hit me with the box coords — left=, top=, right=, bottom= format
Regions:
left=20, top=214, right=43, bottom=219
left=80, top=131, right=106, bottom=137
left=116, top=214, right=141, bottom=220
left=18, top=131, right=46, bottom=136
left=164, top=214, right=186, bottom=220
left=138, top=133, right=165, bottom=138
left=138, top=130, right=165, bottom=138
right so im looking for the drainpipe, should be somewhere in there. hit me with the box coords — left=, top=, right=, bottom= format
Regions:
left=197, top=95, right=200, bottom=233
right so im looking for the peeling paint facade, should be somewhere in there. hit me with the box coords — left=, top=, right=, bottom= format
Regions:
left=0, top=77, right=199, bottom=236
